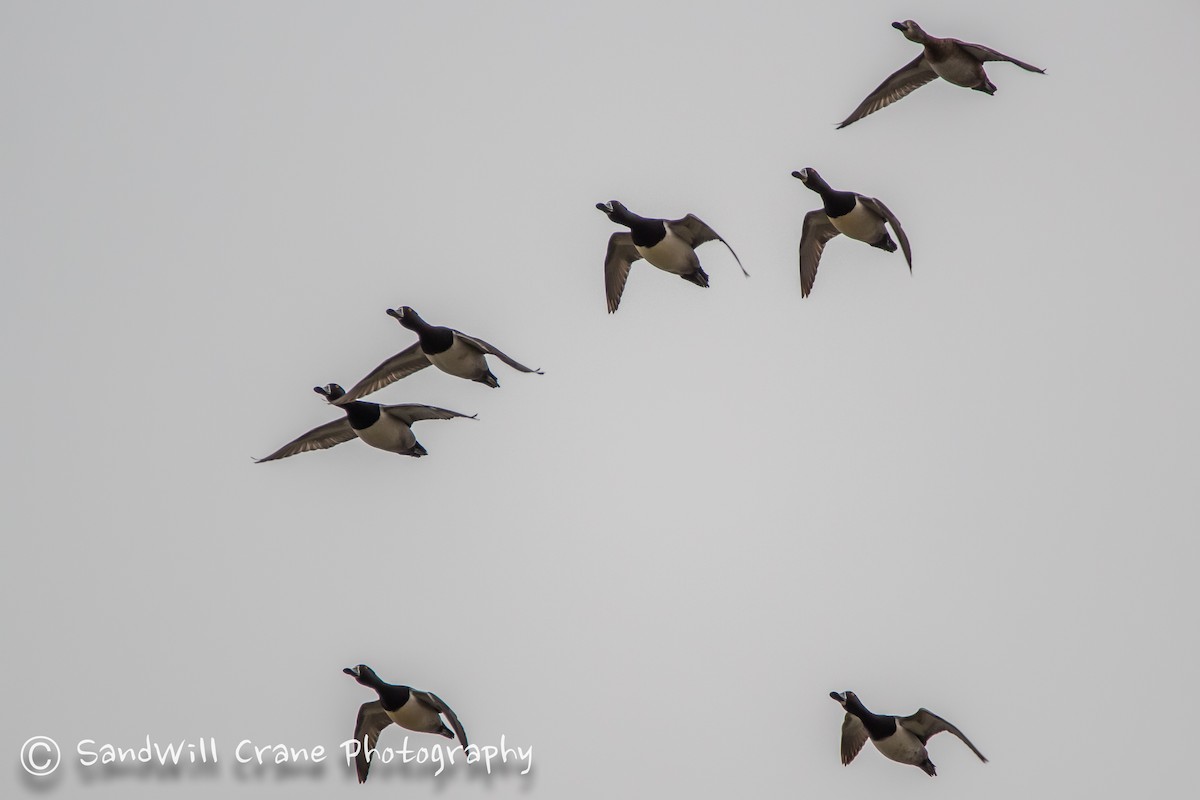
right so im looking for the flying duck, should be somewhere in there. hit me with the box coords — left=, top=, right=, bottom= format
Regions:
left=838, top=20, right=1045, bottom=128
left=792, top=168, right=911, bottom=297
left=830, top=691, right=987, bottom=776
left=596, top=201, right=748, bottom=313
left=344, top=665, right=468, bottom=783
left=255, top=384, right=474, bottom=462
left=337, top=307, right=543, bottom=404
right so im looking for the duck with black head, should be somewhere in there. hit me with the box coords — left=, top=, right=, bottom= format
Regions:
left=343, top=664, right=469, bottom=783
left=830, top=690, right=987, bottom=777
left=336, top=307, right=542, bottom=404
left=792, top=167, right=912, bottom=297
left=254, top=384, right=475, bottom=462
left=596, top=200, right=747, bottom=313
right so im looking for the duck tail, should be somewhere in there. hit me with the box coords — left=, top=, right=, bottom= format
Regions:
left=682, top=267, right=710, bottom=288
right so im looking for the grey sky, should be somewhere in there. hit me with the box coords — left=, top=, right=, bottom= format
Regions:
left=4, top=0, right=1199, bottom=797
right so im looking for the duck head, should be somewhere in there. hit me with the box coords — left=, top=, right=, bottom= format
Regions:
left=386, top=306, right=423, bottom=331
left=314, top=384, right=347, bottom=402
left=831, top=690, right=868, bottom=714
left=596, top=200, right=634, bottom=224
left=892, top=20, right=927, bottom=43
left=343, top=664, right=382, bottom=687
left=792, top=168, right=828, bottom=193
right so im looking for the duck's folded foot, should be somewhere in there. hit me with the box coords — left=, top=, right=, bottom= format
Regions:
left=871, top=236, right=898, bottom=253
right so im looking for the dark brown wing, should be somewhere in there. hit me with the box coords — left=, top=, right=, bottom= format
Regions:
left=840, top=713, right=869, bottom=765
left=604, top=232, right=643, bottom=313
left=799, top=210, right=840, bottom=298
left=453, top=332, right=543, bottom=374
left=336, top=342, right=431, bottom=404
left=858, top=196, right=913, bottom=270
left=382, top=404, right=477, bottom=425
left=667, top=215, right=748, bottom=276
left=956, top=41, right=1045, bottom=73
left=901, top=708, right=988, bottom=762
left=837, top=54, right=937, bottom=128
left=412, top=690, right=469, bottom=748
left=351, top=700, right=393, bottom=783
left=254, top=418, right=356, bottom=462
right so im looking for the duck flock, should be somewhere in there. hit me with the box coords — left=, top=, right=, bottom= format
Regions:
left=257, top=18, right=1044, bottom=785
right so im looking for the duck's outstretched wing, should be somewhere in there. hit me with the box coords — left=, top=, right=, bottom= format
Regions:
left=337, top=343, right=431, bottom=404
left=382, top=404, right=477, bottom=425
left=840, top=713, right=869, bottom=765
left=901, top=708, right=988, bottom=762
left=859, top=196, right=913, bottom=269
left=454, top=333, right=543, bottom=374
left=255, top=418, right=356, bottom=462
left=837, top=54, right=937, bottom=128
left=799, top=209, right=840, bottom=298
left=956, top=41, right=1045, bottom=73
left=412, top=690, right=469, bottom=748
left=604, top=232, right=643, bottom=313
left=668, top=215, right=748, bottom=276
left=350, top=700, right=393, bottom=783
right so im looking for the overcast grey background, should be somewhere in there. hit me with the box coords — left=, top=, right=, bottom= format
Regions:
left=3, top=0, right=1198, bottom=797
